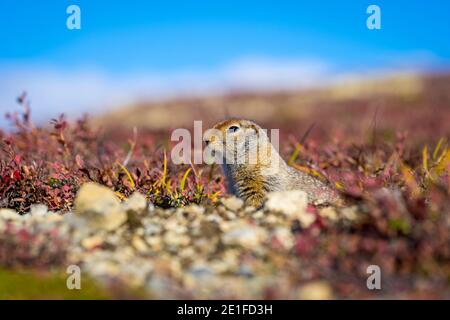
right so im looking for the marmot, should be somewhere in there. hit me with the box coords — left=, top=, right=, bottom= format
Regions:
left=204, top=119, right=341, bottom=207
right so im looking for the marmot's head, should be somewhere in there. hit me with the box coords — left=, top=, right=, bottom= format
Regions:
left=204, top=119, right=273, bottom=165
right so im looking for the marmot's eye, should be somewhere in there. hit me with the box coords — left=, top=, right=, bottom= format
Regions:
left=228, top=125, right=239, bottom=133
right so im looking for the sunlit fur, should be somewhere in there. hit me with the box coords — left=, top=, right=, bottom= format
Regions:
left=204, top=119, right=341, bottom=207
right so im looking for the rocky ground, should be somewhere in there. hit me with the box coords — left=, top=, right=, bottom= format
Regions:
left=0, top=182, right=359, bottom=299
left=2, top=182, right=448, bottom=299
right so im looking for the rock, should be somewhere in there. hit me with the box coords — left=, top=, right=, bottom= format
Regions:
left=28, top=204, right=63, bottom=223
left=265, top=214, right=279, bottom=225
left=221, top=197, right=244, bottom=212
left=0, top=208, right=21, bottom=220
left=237, top=264, right=254, bottom=277
left=265, top=190, right=315, bottom=227
left=146, top=275, right=177, bottom=299
left=183, top=204, right=205, bottom=217
left=143, top=222, right=162, bottom=236
left=297, top=212, right=316, bottom=229
left=84, top=256, right=120, bottom=279
left=63, top=212, right=88, bottom=229
left=123, top=192, right=148, bottom=215
left=341, top=206, right=359, bottom=221
left=297, top=281, right=334, bottom=300
left=210, top=249, right=239, bottom=273
left=164, top=231, right=190, bottom=248
left=145, top=236, right=162, bottom=251
left=81, top=234, right=105, bottom=250
left=148, top=201, right=155, bottom=211
left=188, top=264, right=214, bottom=279
left=123, top=192, right=148, bottom=228
left=242, top=206, right=256, bottom=215
left=224, top=210, right=237, bottom=220
left=272, top=227, right=294, bottom=250
left=74, top=182, right=127, bottom=231
left=118, top=258, right=153, bottom=287
left=132, top=235, right=148, bottom=253
left=319, top=207, right=338, bottom=221
left=252, top=210, right=264, bottom=220
left=199, top=219, right=221, bottom=237
left=164, top=217, right=187, bottom=234
left=48, top=213, right=64, bottom=222
left=222, top=223, right=267, bottom=249
left=265, top=190, right=308, bottom=216
left=105, top=232, right=124, bottom=247
left=30, top=204, right=48, bottom=216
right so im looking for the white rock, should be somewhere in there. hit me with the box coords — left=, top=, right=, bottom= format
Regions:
left=30, top=204, right=48, bottom=216
left=221, top=197, right=244, bottom=212
left=265, top=190, right=315, bottom=227
left=143, top=222, right=162, bottom=236
left=131, top=235, right=148, bottom=253
left=272, top=227, right=294, bottom=250
left=265, top=190, right=308, bottom=216
left=163, top=231, right=190, bottom=248
left=84, top=258, right=120, bottom=279
left=146, top=275, right=176, bottom=299
left=319, top=207, right=338, bottom=221
left=74, top=182, right=127, bottom=231
left=81, top=234, right=105, bottom=250
left=183, top=204, right=205, bottom=216
left=297, top=212, right=316, bottom=229
left=222, top=224, right=267, bottom=249
left=224, top=210, right=237, bottom=220
left=118, top=259, right=153, bottom=287
left=63, top=212, right=87, bottom=228
left=123, top=192, right=148, bottom=214
left=252, top=210, right=264, bottom=220
left=0, top=208, right=21, bottom=220
left=341, top=206, right=358, bottom=221
left=297, top=281, right=334, bottom=300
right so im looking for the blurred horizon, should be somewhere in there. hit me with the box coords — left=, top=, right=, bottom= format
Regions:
left=1, top=0, right=450, bottom=127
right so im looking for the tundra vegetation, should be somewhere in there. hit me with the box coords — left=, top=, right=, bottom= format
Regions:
left=0, top=74, right=449, bottom=299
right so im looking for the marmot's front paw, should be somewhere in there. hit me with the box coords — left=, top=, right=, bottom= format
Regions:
left=244, top=194, right=265, bottom=209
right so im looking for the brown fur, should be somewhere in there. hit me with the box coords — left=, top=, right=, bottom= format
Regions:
left=205, top=119, right=341, bottom=207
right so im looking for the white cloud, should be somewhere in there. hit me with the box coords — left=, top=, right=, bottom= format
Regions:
left=0, top=57, right=334, bottom=126
left=0, top=53, right=441, bottom=127
left=223, top=58, right=332, bottom=90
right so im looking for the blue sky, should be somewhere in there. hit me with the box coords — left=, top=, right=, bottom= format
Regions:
left=0, top=0, right=449, bottom=125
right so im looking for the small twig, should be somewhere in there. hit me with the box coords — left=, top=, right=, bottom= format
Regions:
left=371, top=106, right=379, bottom=148
left=122, top=126, right=138, bottom=166
left=189, top=160, right=200, bottom=180
left=300, top=122, right=316, bottom=145
left=17, top=91, right=33, bottom=129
